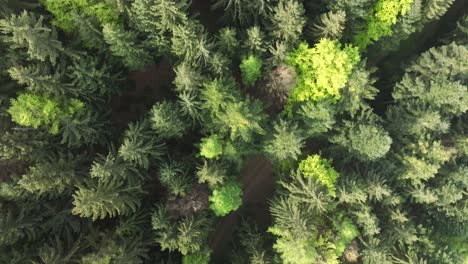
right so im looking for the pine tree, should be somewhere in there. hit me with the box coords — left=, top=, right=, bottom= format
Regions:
left=264, top=119, right=305, bottom=162
left=17, top=153, right=78, bottom=197
left=243, top=26, right=266, bottom=54
left=212, top=0, right=269, bottom=25
left=60, top=107, right=109, bottom=147
left=158, top=160, right=192, bottom=197
left=196, top=160, right=227, bottom=189
left=67, top=55, right=122, bottom=98
left=311, top=10, right=346, bottom=40
left=240, top=55, right=262, bottom=87
left=177, top=91, right=203, bottom=124
left=151, top=205, right=213, bottom=255
left=118, top=120, right=164, bottom=169
left=131, top=0, right=189, bottom=34
left=0, top=205, right=43, bottom=246
left=215, top=99, right=266, bottom=142
left=270, top=0, right=306, bottom=46
left=216, top=27, right=239, bottom=56
left=0, top=11, right=63, bottom=63
left=8, top=64, right=64, bottom=96
left=150, top=101, right=189, bottom=139
left=72, top=179, right=144, bottom=221
left=298, top=100, right=336, bottom=137
left=173, top=63, right=203, bottom=92
left=102, top=23, right=151, bottom=70
left=171, top=23, right=213, bottom=66
left=331, top=112, right=392, bottom=161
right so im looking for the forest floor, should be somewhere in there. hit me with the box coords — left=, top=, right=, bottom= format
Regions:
left=209, top=156, right=275, bottom=261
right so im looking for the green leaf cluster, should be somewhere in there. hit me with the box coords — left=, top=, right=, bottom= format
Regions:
left=354, top=0, right=414, bottom=49
left=209, top=180, right=243, bottom=216
left=287, top=39, right=360, bottom=104
left=8, top=93, right=84, bottom=134
left=298, top=155, right=339, bottom=196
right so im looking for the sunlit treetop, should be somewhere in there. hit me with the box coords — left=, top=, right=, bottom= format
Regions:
left=287, top=39, right=360, bottom=105
left=354, top=0, right=414, bottom=49
left=298, top=154, right=339, bottom=196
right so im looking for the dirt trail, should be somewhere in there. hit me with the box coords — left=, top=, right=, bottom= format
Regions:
left=209, top=156, right=275, bottom=262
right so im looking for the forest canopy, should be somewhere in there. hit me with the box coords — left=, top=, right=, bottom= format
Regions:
left=0, top=0, right=466, bottom=264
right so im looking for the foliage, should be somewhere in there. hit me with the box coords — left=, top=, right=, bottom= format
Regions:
left=298, top=155, right=339, bottom=196
left=72, top=179, right=144, bottom=221
left=196, top=160, right=227, bottom=189
left=287, top=39, right=360, bottom=104
left=334, top=218, right=359, bottom=256
left=199, top=135, right=224, bottom=159
left=150, top=101, right=188, bottom=139
left=354, top=0, right=414, bottom=49
left=240, top=55, right=262, bottom=87
left=311, top=10, right=346, bottom=39
left=270, top=0, right=306, bottom=46
left=42, top=0, right=121, bottom=32
left=158, top=160, right=191, bottom=197
left=118, top=121, right=164, bottom=169
left=8, top=93, right=84, bottom=134
left=102, top=23, right=151, bottom=70
left=152, top=206, right=212, bottom=255
left=0, top=11, right=63, bottom=63
left=209, top=180, right=243, bottom=216
left=182, top=248, right=211, bottom=264
left=331, top=112, right=392, bottom=161
left=212, top=0, right=269, bottom=25
left=264, top=119, right=304, bottom=162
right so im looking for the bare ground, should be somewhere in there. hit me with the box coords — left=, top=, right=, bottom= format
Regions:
left=209, top=156, right=275, bottom=261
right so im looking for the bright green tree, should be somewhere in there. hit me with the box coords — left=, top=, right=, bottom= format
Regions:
left=209, top=180, right=243, bottom=216
left=240, top=55, right=262, bottom=87
left=287, top=39, right=360, bottom=104
left=8, top=93, right=84, bottom=134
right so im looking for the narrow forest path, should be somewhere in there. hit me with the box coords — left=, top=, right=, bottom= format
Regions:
left=209, top=156, right=275, bottom=262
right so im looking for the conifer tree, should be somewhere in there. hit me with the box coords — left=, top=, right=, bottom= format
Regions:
left=150, top=101, right=189, bottom=139
left=102, top=23, right=151, bottom=70
left=0, top=11, right=63, bottom=63
left=270, top=0, right=306, bottom=46
left=311, top=10, right=346, bottom=40
left=264, top=119, right=305, bottom=162
left=331, top=112, right=392, bottom=161
left=212, top=0, right=269, bottom=25
left=118, top=120, right=164, bottom=169
left=151, top=206, right=213, bottom=255
left=8, top=64, right=64, bottom=96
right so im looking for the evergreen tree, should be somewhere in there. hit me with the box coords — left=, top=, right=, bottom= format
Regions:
left=331, top=112, right=392, bottom=161
left=311, top=10, right=346, bottom=40
left=150, top=101, right=189, bottom=139
left=118, top=120, right=164, bottom=169
left=264, top=119, right=305, bottom=162
left=240, top=55, right=262, bottom=87
left=212, top=0, right=269, bottom=25
left=151, top=205, right=213, bottom=255
left=72, top=178, right=144, bottom=220
left=102, top=23, right=151, bottom=70
left=0, top=11, right=63, bottom=63
left=209, top=180, right=243, bottom=216
left=270, top=0, right=306, bottom=47
left=243, top=26, right=266, bottom=54
left=158, top=160, right=191, bottom=197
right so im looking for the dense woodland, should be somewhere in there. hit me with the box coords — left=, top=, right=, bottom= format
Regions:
left=0, top=0, right=467, bottom=263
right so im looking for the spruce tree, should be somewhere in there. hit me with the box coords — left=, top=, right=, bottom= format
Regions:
left=0, top=11, right=63, bottom=63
